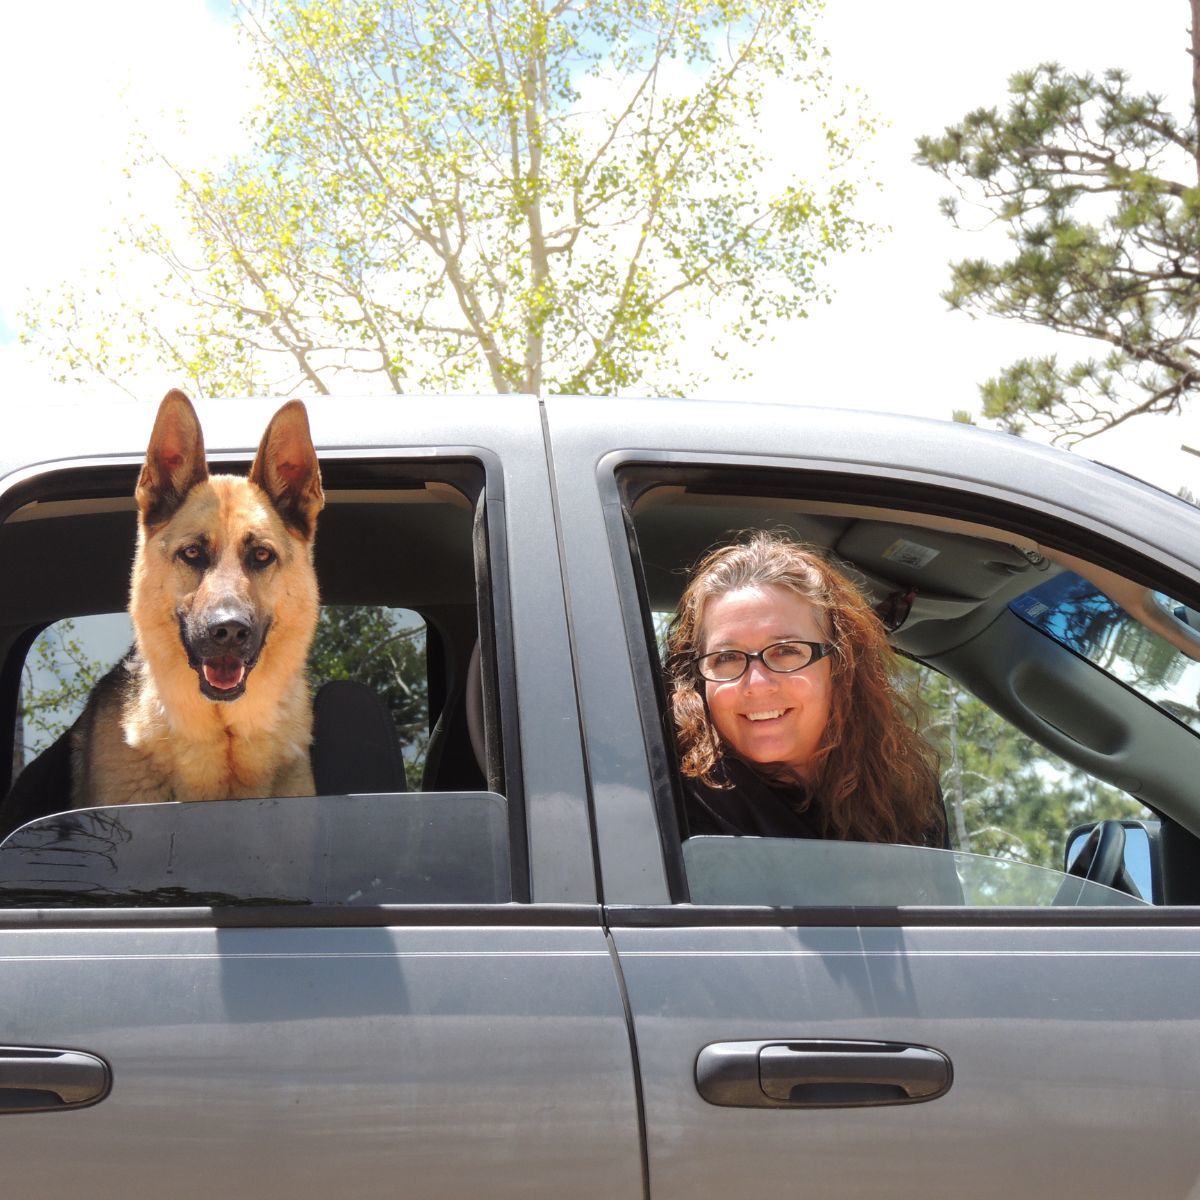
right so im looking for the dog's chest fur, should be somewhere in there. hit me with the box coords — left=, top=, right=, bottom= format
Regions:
left=70, top=652, right=315, bottom=807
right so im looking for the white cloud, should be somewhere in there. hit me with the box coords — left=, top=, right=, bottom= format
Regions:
left=0, top=0, right=250, bottom=400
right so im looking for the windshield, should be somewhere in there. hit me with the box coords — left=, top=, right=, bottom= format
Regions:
left=1010, top=571, right=1200, bottom=734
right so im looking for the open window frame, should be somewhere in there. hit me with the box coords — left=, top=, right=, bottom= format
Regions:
left=0, top=446, right=531, bottom=911
left=602, top=457, right=1200, bottom=914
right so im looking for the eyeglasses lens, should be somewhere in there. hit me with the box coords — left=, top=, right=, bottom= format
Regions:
left=699, top=641, right=814, bottom=682
left=762, top=642, right=814, bottom=671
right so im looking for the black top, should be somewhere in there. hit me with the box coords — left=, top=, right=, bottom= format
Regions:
left=682, top=756, right=948, bottom=847
left=684, top=758, right=825, bottom=838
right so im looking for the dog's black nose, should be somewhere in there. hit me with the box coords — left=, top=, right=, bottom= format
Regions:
left=208, top=615, right=252, bottom=648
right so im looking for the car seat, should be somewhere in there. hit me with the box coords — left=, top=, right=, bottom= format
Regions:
left=421, top=641, right=487, bottom=791
left=311, top=679, right=409, bottom=794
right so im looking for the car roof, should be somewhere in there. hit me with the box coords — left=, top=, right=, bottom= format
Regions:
left=4, top=393, right=1196, bottom=567
left=0, top=389, right=1170, bottom=468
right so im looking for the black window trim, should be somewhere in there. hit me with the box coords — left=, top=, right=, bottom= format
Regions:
left=0, top=903, right=604, bottom=930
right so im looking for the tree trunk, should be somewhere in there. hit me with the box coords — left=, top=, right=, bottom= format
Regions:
left=521, top=13, right=549, bottom=396
left=12, top=683, right=24, bottom=780
left=948, top=687, right=970, bottom=851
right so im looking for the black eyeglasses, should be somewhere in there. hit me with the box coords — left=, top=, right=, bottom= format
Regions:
left=692, top=639, right=832, bottom=683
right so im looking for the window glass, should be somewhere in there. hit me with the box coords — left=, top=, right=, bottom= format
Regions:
left=684, top=837, right=1146, bottom=908
left=900, top=658, right=1151, bottom=870
left=307, top=606, right=429, bottom=783
left=18, top=607, right=432, bottom=786
left=1011, top=571, right=1200, bottom=733
left=18, top=613, right=132, bottom=764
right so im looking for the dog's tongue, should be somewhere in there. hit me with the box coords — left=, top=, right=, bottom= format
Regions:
left=203, top=656, right=246, bottom=691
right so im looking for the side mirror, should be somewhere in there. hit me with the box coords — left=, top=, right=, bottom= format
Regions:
left=1065, top=819, right=1161, bottom=904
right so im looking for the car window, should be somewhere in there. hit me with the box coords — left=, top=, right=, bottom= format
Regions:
left=17, top=606, right=432, bottom=790
left=0, top=460, right=521, bottom=907
left=900, top=657, right=1152, bottom=868
left=650, top=606, right=1154, bottom=901
left=1011, top=571, right=1200, bottom=733
left=307, top=606, right=430, bottom=781
left=625, top=469, right=1185, bottom=909
left=649, top=612, right=1154, bottom=876
left=17, top=613, right=132, bottom=764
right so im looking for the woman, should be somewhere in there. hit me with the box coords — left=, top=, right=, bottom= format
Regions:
left=665, top=531, right=945, bottom=846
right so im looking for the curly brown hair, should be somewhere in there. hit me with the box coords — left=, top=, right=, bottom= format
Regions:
left=665, top=531, right=943, bottom=845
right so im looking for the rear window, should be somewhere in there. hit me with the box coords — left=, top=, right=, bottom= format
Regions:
left=19, top=607, right=431, bottom=783
left=0, top=459, right=524, bottom=907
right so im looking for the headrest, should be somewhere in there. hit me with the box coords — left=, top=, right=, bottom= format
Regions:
left=311, top=679, right=408, bottom=794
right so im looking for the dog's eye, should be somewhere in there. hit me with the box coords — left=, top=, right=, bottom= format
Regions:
left=250, top=546, right=277, bottom=568
left=178, top=544, right=205, bottom=566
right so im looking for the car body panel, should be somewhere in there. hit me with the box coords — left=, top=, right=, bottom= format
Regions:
left=612, top=921, right=1200, bottom=1200
left=541, top=396, right=1200, bottom=1198
left=0, top=923, right=644, bottom=1200
left=5, top=394, right=1200, bottom=1195
left=0, top=399, right=636, bottom=1195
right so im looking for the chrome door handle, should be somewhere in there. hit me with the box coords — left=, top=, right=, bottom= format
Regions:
left=696, top=1039, right=952, bottom=1108
left=0, top=1047, right=111, bottom=1113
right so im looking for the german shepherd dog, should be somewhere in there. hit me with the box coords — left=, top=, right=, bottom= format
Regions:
left=2, top=390, right=324, bottom=829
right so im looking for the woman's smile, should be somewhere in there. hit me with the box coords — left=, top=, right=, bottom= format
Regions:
left=743, top=708, right=788, bottom=722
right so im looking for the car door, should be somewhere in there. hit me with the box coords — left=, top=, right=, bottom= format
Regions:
left=545, top=395, right=1200, bottom=1200
left=0, top=398, right=642, bottom=1200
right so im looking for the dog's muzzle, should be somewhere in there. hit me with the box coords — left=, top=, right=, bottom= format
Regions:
left=180, top=610, right=270, bottom=703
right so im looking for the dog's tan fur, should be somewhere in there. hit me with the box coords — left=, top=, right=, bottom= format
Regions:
left=69, top=390, right=324, bottom=808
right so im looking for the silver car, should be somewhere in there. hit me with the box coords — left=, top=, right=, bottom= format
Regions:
left=0, top=394, right=1198, bottom=1198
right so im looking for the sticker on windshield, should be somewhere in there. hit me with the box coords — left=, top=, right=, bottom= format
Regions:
left=882, top=538, right=940, bottom=569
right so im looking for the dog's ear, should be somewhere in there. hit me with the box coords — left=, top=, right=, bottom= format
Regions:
left=136, top=390, right=209, bottom=528
left=249, top=400, right=324, bottom=540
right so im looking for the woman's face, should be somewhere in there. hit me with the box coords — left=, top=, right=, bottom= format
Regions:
left=699, top=583, right=833, bottom=782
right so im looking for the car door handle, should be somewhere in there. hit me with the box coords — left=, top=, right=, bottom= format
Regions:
left=0, top=1047, right=111, bottom=1113
left=696, top=1039, right=952, bottom=1108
